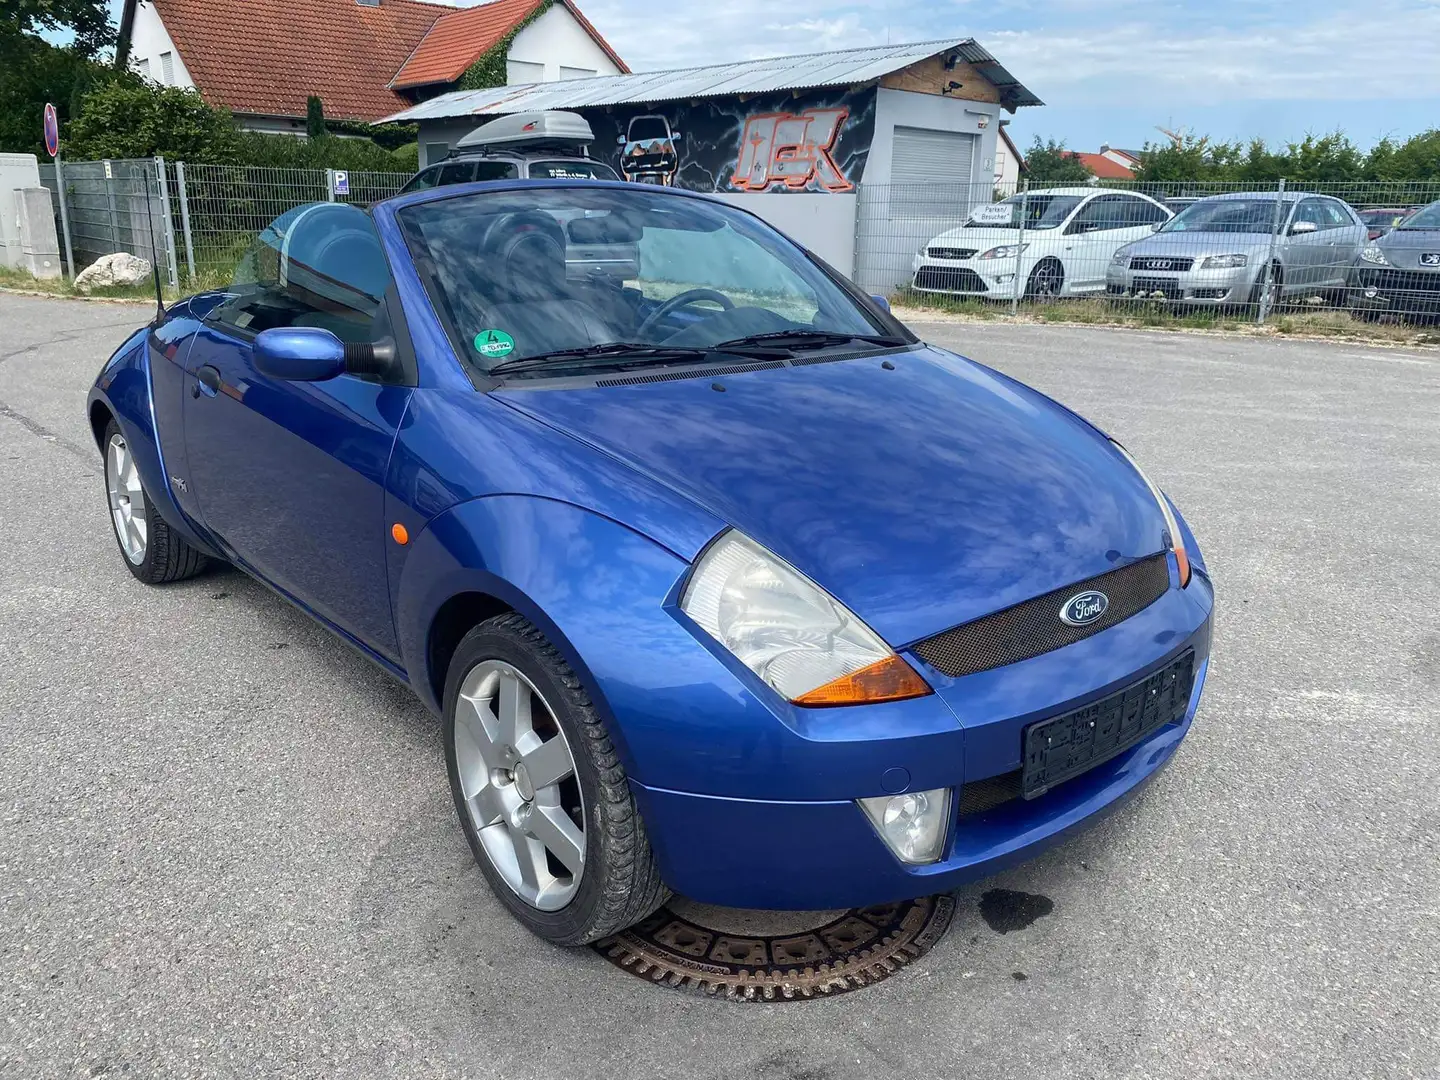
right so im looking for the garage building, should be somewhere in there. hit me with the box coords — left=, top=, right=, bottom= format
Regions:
left=383, top=39, right=1041, bottom=292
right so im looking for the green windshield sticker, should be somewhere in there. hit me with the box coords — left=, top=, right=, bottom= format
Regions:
left=474, top=329, right=515, bottom=358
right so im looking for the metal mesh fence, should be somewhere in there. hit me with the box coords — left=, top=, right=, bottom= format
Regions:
left=23, top=160, right=1440, bottom=324
left=858, top=178, right=1440, bottom=324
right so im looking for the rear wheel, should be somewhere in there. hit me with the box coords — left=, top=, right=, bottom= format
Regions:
left=443, top=613, right=668, bottom=945
left=103, top=419, right=209, bottom=584
left=1025, top=258, right=1065, bottom=301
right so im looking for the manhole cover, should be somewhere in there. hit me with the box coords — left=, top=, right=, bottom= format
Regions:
left=593, top=894, right=954, bottom=1001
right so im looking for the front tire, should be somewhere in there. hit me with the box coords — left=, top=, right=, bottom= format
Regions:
left=443, top=613, right=669, bottom=945
left=1025, top=258, right=1065, bottom=301
left=103, top=419, right=209, bottom=585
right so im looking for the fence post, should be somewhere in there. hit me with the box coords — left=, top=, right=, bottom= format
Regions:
left=103, top=160, right=119, bottom=254
left=1258, top=177, right=1286, bottom=324
left=1011, top=179, right=1029, bottom=316
left=326, top=169, right=337, bottom=202
left=153, top=156, right=179, bottom=290
left=175, top=160, right=196, bottom=285
left=53, top=154, right=76, bottom=278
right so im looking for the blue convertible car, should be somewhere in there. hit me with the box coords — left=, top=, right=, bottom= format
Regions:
left=89, top=180, right=1212, bottom=945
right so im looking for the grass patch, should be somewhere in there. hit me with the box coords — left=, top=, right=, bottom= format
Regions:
left=892, top=289, right=1440, bottom=348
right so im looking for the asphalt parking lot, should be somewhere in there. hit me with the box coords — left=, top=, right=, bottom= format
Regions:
left=1, top=291, right=1436, bottom=1079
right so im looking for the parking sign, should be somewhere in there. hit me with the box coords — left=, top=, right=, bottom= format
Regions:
left=333, top=171, right=350, bottom=197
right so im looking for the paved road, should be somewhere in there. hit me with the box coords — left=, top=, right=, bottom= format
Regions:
left=1, top=293, right=1436, bottom=1080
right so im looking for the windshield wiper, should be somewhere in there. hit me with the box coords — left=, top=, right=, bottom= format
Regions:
left=489, top=341, right=753, bottom=376
left=714, top=329, right=908, bottom=353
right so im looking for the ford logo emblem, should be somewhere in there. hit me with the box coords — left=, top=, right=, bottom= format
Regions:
left=1060, top=590, right=1110, bottom=627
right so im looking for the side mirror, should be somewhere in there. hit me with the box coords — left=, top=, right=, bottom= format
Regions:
left=1289, top=220, right=1318, bottom=235
left=254, top=327, right=347, bottom=382
left=1151, top=222, right=1164, bottom=232
left=870, top=294, right=891, bottom=312
left=672, top=131, right=683, bottom=141
left=616, top=135, right=627, bottom=145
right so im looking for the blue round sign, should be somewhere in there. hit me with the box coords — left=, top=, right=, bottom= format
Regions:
left=43, top=102, right=59, bottom=159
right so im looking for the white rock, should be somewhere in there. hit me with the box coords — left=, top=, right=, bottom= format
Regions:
left=74, top=252, right=153, bottom=294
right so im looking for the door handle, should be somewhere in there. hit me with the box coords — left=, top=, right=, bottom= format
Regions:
left=194, top=365, right=221, bottom=399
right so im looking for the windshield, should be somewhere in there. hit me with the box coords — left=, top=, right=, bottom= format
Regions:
left=1396, top=202, right=1440, bottom=230
left=967, top=194, right=1084, bottom=230
left=1160, top=198, right=1288, bottom=234
left=529, top=159, right=619, bottom=181
left=399, top=186, right=883, bottom=374
left=627, top=118, right=670, bottom=142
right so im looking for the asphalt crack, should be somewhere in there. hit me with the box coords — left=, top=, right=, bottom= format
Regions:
left=0, top=399, right=99, bottom=473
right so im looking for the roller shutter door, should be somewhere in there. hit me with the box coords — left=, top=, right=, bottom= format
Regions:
left=889, top=127, right=979, bottom=217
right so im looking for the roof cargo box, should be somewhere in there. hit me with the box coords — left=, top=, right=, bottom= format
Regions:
left=455, top=111, right=595, bottom=154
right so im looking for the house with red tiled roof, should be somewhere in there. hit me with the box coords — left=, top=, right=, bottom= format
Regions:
left=1065, top=151, right=1135, bottom=179
left=118, top=0, right=627, bottom=135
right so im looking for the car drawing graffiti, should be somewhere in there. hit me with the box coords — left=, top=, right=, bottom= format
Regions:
left=618, top=115, right=682, bottom=186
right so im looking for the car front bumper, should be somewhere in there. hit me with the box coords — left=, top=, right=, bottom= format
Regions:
left=1106, top=263, right=1254, bottom=304
left=911, top=254, right=1022, bottom=300
left=632, top=562, right=1214, bottom=910
left=1347, top=265, right=1440, bottom=315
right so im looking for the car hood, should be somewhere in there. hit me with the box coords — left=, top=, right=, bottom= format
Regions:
left=1121, top=232, right=1275, bottom=259
left=926, top=226, right=1059, bottom=249
left=493, top=348, right=1168, bottom=646
left=1377, top=228, right=1440, bottom=268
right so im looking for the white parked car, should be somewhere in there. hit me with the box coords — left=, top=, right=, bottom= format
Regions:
left=911, top=188, right=1173, bottom=300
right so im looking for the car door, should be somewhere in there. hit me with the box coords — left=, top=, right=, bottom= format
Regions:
left=1320, top=199, right=1366, bottom=287
left=1283, top=199, right=1330, bottom=291
left=1062, top=195, right=1147, bottom=291
left=181, top=204, right=412, bottom=660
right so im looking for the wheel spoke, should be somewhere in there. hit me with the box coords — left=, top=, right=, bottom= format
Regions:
left=526, top=804, right=584, bottom=876
left=468, top=782, right=507, bottom=828
left=494, top=671, right=530, bottom=750
left=454, top=694, right=501, bottom=777
left=509, top=824, right=545, bottom=892
left=520, top=735, right=574, bottom=792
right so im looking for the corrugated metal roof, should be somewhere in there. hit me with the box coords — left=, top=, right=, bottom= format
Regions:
left=381, top=38, right=1042, bottom=123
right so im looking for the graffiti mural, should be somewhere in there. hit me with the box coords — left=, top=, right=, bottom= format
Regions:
left=577, top=87, right=875, bottom=194
left=732, top=108, right=853, bottom=192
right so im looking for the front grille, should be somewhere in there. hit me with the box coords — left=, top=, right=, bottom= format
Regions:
left=914, top=267, right=989, bottom=293
left=1353, top=267, right=1440, bottom=312
left=954, top=648, right=1195, bottom=817
left=910, top=553, right=1171, bottom=679
left=1131, top=276, right=1185, bottom=301
left=927, top=246, right=978, bottom=260
left=1129, top=256, right=1194, bottom=272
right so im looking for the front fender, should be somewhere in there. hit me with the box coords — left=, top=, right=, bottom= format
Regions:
left=87, top=327, right=219, bottom=558
left=395, top=495, right=697, bottom=779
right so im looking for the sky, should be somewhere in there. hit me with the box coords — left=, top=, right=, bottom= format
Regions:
left=93, top=0, right=1440, bottom=153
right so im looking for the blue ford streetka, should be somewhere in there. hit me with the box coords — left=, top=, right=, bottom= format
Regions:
left=88, top=181, right=1213, bottom=945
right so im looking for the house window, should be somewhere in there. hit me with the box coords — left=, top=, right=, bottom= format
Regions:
left=559, top=66, right=596, bottom=80
left=160, top=51, right=175, bottom=85
left=506, top=59, right=544, bottom=84
left=135, top=57, right=150, bottom=80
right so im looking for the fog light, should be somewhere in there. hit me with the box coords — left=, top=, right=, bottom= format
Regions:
left=858, top=788, right=951, bottom=864
left=1365, top=287, right=1378, bottom=298
left=995, top=273, right=1015, bottom=284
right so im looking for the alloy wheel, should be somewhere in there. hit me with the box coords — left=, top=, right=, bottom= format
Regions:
left=453, top=659, right=586, bottom=911
left=105, top=433, right=147, bottom=565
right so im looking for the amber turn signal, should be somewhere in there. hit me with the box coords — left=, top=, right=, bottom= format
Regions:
left=793, top=655, right=932, bottom=708
left=391, top=523, right=409, bottom=546
left=1174, top=543, right=1191, bottom=588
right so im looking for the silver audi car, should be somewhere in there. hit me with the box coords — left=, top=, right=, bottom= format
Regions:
left=1107, top=191, right=1368, bottom=307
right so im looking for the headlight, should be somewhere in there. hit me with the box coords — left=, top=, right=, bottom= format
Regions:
left=1359, top=245, right=1389, bottom=265
left=1111, top=250, right=1129, bottom=265
left=1110, top=441, right=1192, bottom=588
left=977, top=243, right=1028, bottom=260
left=1200, top=253, right=1248, bottom=269
left=681, top=531, right=931, bottom=706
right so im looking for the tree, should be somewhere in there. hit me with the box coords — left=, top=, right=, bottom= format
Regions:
left=0, top=25, right=119, bottom=156
left=0, top=0, right=113, bottom=58
left=306, top=95, right=327, bottom=140
left=67, top=80, right=239, bottom=161
left=1023, top=138, right=1094, bottom=183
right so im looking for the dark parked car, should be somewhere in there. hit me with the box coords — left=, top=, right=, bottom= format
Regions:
left=400, top=111, right=620, bottom=193
left=1358, top=207, right=1416, bottom=241
left=1349, top=199, right=1440, bottom=319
